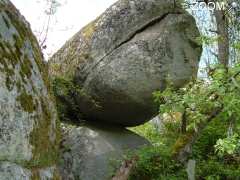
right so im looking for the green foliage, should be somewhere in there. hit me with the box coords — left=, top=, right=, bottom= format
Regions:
left=196, top=35, right=219, bottom=46
left=233, top=42, right=240, bottom=51
left=130, top=123, right=162, bottom=144
left=196, top=159, right=240, bottom=179
left=192, top=119, right=227, bottom=159
left=154, top=64, right=240, bottom=141
left=129, top=122, right=186, bottom=179
left=128, top=64, right=240, bottom=179
left=130, top=120, right=240, bottom=179
left=215, top=134, right=240, bottom=157
left=52, top=77, right=84, bottom=123
left=52, top=77, right=100, bottom=123
left=129, top=115, right=186, bottom=178
left=129, top=145, right=187, bottom=180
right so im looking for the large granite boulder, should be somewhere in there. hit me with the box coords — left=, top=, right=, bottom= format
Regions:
left=58, top=122, right=149, bottom=180
left=49, top=0, right=202, bottom=126
left=0, top=1, right=60, bottom=178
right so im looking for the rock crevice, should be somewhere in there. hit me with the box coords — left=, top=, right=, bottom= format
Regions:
left=85, top=11, right=185, bottom=82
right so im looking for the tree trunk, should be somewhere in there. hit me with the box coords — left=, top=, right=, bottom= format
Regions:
left=173, top=106, right=223, bottom=163
left=214, top=8, right=229, bottom=67
left=181, top=110, right=187, bottom=134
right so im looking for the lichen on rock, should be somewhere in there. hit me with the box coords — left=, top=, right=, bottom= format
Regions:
left=0, top=0, right=60, bottom=177
left=0, top=162, right=60, bottom=180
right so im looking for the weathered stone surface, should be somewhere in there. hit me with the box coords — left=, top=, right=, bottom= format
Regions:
left=151, top=116, right=164, bottom=132
left=58, top=123, right=150, bottom=180
left=0, top=162, right=59, bottom=180
left=0, top=0, right=59, bottom=177
left=186, top=159, right=196, bottom=180
left=49, top=0, right=202, bottom=126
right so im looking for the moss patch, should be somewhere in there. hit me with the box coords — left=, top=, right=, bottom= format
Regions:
left=52, top=169, right=62, bottom=180
left=48, top=18, right=99, bottom=78
left=82, top=20, right=96, bottom=40
left=0, top=40, right=18, bottom=91
left=4, top=6, right=50, bottom=90
left=171, top=131, right=194, bottom=156
left=26, top=97, right=59, bottom=168
left=31, top=169, right=40, bottom=180
left=2, top=15, right=10, bottom=29
left=16, top=90, right=35, bottom=113
left=20, top=55, right=33, bottom=80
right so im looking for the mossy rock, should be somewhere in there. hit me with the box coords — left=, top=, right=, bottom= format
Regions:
left=0, top=0, right=60, bottom=177
left=0, top=162, right=61, bottom=180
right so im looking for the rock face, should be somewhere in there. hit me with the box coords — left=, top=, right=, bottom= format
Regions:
left=49, top=0, right=202, bottom=127
left=0, top=1, right=59, bottom=178
left=151, top=116, right=164, bottom=132
left=0, top=162, right=59, bottom=180
left=58, top=123, right=149, bottom=180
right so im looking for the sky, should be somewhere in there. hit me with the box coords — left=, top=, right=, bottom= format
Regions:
left=11, top=0, right=118, bottom=59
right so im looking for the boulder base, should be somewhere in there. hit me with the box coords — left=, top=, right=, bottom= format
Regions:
left=58, top=123, right=150, bottom=180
